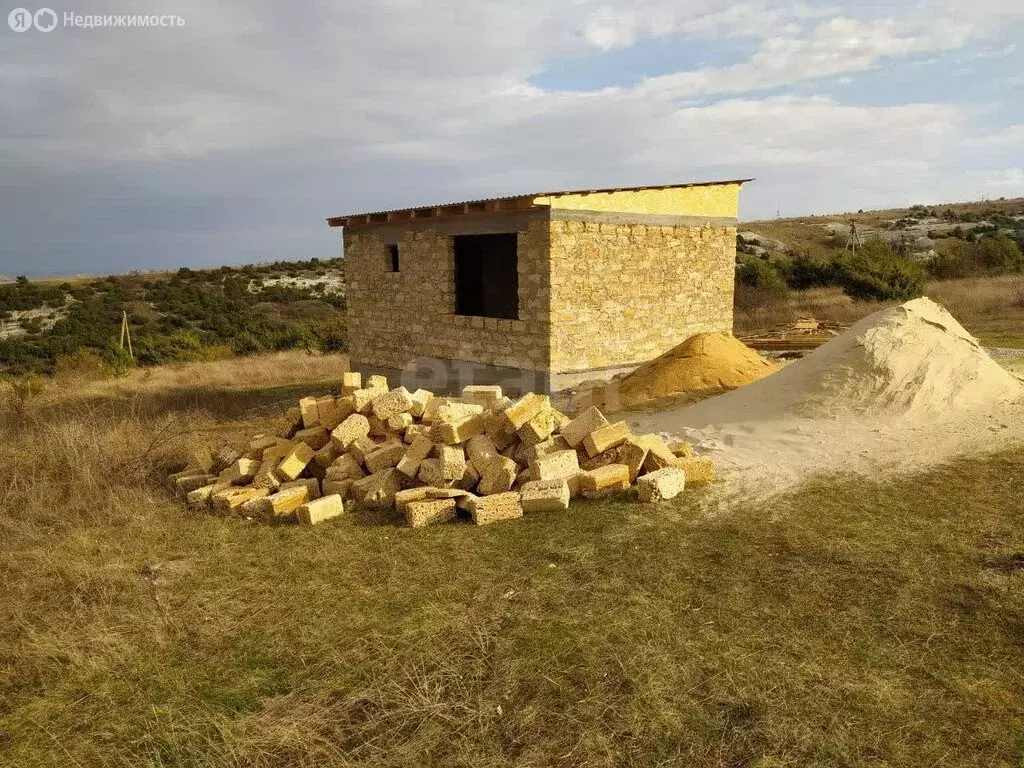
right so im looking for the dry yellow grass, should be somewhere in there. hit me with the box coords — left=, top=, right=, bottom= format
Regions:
left=3, top=355, right=1024, bottom=765
left=736, top=275, right=1024, bottom=346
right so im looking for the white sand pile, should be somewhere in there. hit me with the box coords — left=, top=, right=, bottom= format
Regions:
left=626, top=298, right=1023, bottom=499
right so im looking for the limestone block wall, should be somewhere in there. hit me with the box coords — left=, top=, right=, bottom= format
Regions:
left=344, top=217, right=552, bottom=375
left=547, top=219, right=737, bottom=374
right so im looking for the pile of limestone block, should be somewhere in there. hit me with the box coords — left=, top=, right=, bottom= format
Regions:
left=167, top=373, right=714, bottom=527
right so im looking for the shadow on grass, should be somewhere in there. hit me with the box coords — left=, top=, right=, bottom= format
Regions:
left=50, top=379, right=344, bottom=422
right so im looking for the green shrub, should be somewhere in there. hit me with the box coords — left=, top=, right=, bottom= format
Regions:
left=736, top=258, right=790, bottom=299
left=837, top=241, right=926, bottom=302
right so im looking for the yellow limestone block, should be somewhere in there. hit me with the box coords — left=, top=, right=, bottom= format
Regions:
left=675, top=456, right=715, bottom=486
left=347, top=436, right=379, bottom=466
left=322, top=478, right=354, bottom=499
left=252, top=459, right=282, bottom=490
left=318, top=398, right=348, bottom=431
left=551, top=409, right=572, bottom=432
left=352, top=468, right=403, bottom=509
left=461, top=385, right=503, bottom=410
left=405, top=423, right=431, bottom=444
left=212, top=486, right=270, bottom=515
left=277, top=442, right=315, bottom=481
left=477, top=455, right=519, bottom=496
left=366, top=414, right=389, bottom=438
left=434, top=401, right=485, bottom=424
left=367, top=374, right=389, bottom=391
left=405, top=498, right=457, bottom=528
left=409, top=389, right=434, bottom=418
left=417, top=458, right=452, bottom=488
left=387, top=412, right=414, bottom=432
left=579, top=438, right=648, bottom=482
left=566, top=472, right=584, bottom=499
left=468, top=492, right=523, bottom=526
left=250, top=483, right=317, bottom=521
left=530, top=449, right=580, bottom=482
left=214, top=446, right=244, bottom=472
left=431, top=412, right=489, bottom=445
left=636, top=467, right=686, bottom=503
left=580, top=464, right=631, bottom=498
left=519, top=478, right=570, bottom=513
left=636, top=434, right=681, bottom=473
left=466, top=434, right=500, bottom=474
left=325, top=454, right=365, bottom=482
left=342, top=371, right=362, bottom=394
left=186, top=483, right=221, bottom=510
left=351, top=388, right=378, bottom=414
left=518, top=408, right=556, bottom=447
left=426, top=488, right=478, bottom=513
left=262, top=440, right=297, bottom=463
left=395, top=486, right=433, bottom=510
left=372, top=386, right=414, bottom=421
left=364, top=442, right=407, bottom=474
left=502, top=393, right=549, bottom=431
left=315, top=395, right=336, bottom=426
left=438, top=444, right=467, bottom=481
left=560, top=406, right=609, bottom=449
left=283, top=406, right=303, bottom=429
left=456, top=461, right=481, bottom=491
left=224, top=458, right=260, bottom=485
left=330, top=414, right=371, bottom=450
left=312, top=441, right=342, bottom=469
left=669, top=440, right=695, bottom=458
left=294, top=426, right=330, bottom=451
left=323, top=396, right=357, bottom=430
left=582, top=421, right=631, bottom=458
left=396, top=435, right=434, bottom=478
left=281, top=478, right=321, bottom=497
left=299, top=396, right=321, bottom=429
left=421, top=396, right=451, bottom=424
left=248, top=434, right=283, bottom=456
left=297, top=494, right=344, bottom=525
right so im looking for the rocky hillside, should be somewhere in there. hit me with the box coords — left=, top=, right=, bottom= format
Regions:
left=0, top=259, right=346, bottom=376
left=740, top=197, right=1024, bottom=261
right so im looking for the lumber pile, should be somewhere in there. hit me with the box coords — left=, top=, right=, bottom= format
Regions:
left=168, top=373, right=714, bottom=527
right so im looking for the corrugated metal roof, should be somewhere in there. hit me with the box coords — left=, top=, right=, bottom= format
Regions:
left=326, top=178, right=753, bottom=227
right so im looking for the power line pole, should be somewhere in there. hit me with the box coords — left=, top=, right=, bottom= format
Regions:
left=120, top=309, right=134, bottom=361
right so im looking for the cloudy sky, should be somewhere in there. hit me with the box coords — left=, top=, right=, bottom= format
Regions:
left=1, top=0, right=1022, bottom=277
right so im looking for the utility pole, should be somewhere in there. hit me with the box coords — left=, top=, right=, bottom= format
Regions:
left=120, top=309, right=134, bottom=360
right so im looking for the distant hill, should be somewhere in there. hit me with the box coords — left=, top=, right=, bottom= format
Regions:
left=0, top=258, right=347, bottom=376
left=740, top=197, right=1024, bottom=261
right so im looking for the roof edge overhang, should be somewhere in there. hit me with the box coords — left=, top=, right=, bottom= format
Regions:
left=325, top=178, right=754, bottom=228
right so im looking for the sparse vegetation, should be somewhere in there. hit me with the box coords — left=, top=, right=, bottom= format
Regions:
left=0, top=258, right=347, bottom=376
left=736, top=197, right=1024, bottom=340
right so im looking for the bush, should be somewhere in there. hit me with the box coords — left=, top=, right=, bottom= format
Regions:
left=927, top=235, right=1024, bottom=280
left=736, top=259, right=791, bottom=300
left=837, top=241, right=926, bottom=302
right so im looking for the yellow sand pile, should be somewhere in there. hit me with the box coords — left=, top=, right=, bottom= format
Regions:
left=612, top=332, right=779, bottom=408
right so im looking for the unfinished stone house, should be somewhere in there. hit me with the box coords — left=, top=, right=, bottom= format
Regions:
left=327, top=180, right=750, bottom=394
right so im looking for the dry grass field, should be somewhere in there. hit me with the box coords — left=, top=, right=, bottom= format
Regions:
left=735, top=274, right=1024, bottom=347
left=3, top=355, right=1024, bottom=766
